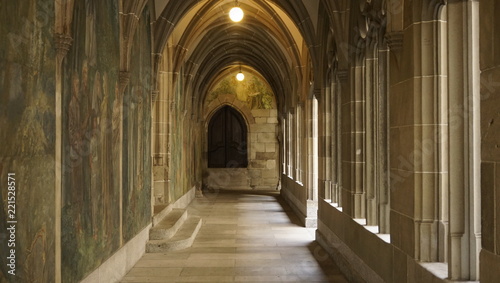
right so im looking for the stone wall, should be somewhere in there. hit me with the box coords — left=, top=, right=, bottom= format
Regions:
left=480, top=0, right=500, bottom=282
left=202, top=72, right=279, bottom=191
left=248, top=109, right=279, bottom=190
left=203, top=103, right=280, bottom=191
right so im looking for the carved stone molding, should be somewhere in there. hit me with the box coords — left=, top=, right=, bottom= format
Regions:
left=337, top=69, right=348, bottom=82
left=119, top=71, right=131, bottom=94
left=385, top=31, right=404, bottom=52
left=54, top=33, right=73, bottom=61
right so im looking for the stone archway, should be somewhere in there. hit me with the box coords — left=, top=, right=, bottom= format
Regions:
left=207, top=105, right=248, bottom=168
left=202, top=80, right=279, bottom=191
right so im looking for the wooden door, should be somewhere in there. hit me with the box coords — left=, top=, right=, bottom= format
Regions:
left=208, top=106, right=248, bottom=168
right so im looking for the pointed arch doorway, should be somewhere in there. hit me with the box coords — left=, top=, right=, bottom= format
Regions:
left=208, top=105, right=248, bottom=168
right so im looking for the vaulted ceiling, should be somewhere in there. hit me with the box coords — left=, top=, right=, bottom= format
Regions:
left=151, top=0, right=322, bottom=111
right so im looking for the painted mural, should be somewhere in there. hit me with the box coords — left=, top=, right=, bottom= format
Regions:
left=207, top=73, right=275, bottom=109
left=167, top=68, right=202, bottom=203
left=122, top=7, right=152, bottom=242
left=0, top=1, right=56, bottom=282
left=61, top=0, right=120, bottom=281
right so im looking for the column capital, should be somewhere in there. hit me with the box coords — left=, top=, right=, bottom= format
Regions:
left=54, top=33, right=73, bottom=61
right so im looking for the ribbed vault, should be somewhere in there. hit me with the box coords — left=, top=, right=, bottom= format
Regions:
left=152, top=0, right=318, bottom=114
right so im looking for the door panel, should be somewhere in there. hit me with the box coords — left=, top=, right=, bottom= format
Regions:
left=208, top=106, right=248, bottom=168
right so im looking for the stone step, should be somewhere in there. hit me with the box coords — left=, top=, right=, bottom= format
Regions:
left=146, top=216, right=202, bottom=253
left=149, top=209, right=187, bottom=240
left=152, top=204, right=172, bottom=226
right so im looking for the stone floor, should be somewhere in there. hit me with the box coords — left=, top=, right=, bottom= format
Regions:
left=121, top=190, right=349, bottom=283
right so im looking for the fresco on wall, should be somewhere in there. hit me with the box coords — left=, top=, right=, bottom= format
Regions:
left=0, top=1, right=56, bottom=282
left=207, top=73, right=276, bottom=109
left=164, top=68, right=203, bottom=203
left=122, top=7, right=152, bottom=242
left=61, top=0, right=120, bottom=281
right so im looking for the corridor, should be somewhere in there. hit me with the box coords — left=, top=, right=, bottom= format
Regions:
left=121, top=190, right=348, bottom=283
left=3, top=1, right=500, bottom=282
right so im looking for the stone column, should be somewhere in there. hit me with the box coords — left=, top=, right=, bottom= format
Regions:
left=437, top=7, right=449, bottom=263
left=306, top=95, right=319, bottom=201
left=447, top=0, right=480, bottom=279
left=296, top=104, right=303, bottom=182
left=415, top=16, right=440, bottom=263
left=152, top=53, right=170, bottom=204
left=318, top=82, right=332, bottom=200
left=117, top=71, right=129, bottom=245
left=54, top=32, right=72, bottom=283
left=352, top=63, right=366, bottom=219
left=336, top=69, right=348, bottom=208
left=377, top=44, right=390, bottom=234
left=365, top=47, right=377, bottom=226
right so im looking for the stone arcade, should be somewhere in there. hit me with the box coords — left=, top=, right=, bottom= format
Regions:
left=1, top=0, right=499, bottom=282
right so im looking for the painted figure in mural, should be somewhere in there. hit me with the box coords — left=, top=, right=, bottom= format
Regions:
left=68, top=74, right=83, bottom=209
left=136, top=88, right=144, bottom=193
left=90, top=71, right=102, bottom=237
left=101, top=72, right=111, bottom=235
left=207, top=74, right=275, bottom=110
left=85, top=0, right=97, bottom=67
left=111, top=80, right=121, bottom=233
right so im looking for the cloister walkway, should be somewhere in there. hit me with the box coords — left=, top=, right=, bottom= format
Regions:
left=121, top=190, right=349, bottom=282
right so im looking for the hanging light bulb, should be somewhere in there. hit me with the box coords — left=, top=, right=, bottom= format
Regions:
left=236, top=72, right=245, bottom=81
left=236, top=65, right=245, bottom=81
left=229, top=1, right=244, bottom=22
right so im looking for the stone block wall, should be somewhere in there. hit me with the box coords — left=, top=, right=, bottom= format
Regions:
left=248, top=109, right=279, bottom=190
left=202, top=98, right=279, bottom=191
left=480, top=0, right=500, bottom=282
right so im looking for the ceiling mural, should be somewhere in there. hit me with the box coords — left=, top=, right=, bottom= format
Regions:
left=207, top=72, right=276, bottom=110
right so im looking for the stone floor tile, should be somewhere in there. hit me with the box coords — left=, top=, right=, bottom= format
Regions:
left=121, top=190, right=348, bottom=283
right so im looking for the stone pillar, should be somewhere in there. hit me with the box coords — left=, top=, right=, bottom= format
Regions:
left=437, top=7, right=449, bottom=263
left=447, top=0, right=480, bottom=279
left=318, top=83, right=331, bottom=200
left=152, top=52, right=170, bottom=204
left=377, top=44, right=390, bottom=234
left=336, top=69, right=348, bottom=208
left=306, top=95, right=319, bottom=201
left=352, top=63, right=366, bottom=219
left=288, top=109, right=295, bottom=177
left=328, top=77, right=336, bottom=203
left=387, top=5, right=442, bottom=260
left=387, top=29, right=416, bottom=257
left=54, top=32, right=72, bottom=283
left=117, top=71, right=129, bottom=245
left=365, top=48, right=377, bottom=226
left=414, top=15, right=440, bottom=263
left=296, top=104, right=303, bottom=183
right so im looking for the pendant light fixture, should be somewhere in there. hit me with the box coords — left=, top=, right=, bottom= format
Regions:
left=229, top=0, right=244, bottom=22
left=236, top=65, right=245, bottom=81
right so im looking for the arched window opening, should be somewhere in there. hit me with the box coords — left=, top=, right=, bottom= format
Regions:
left=208, top=106, right=248, bottom=168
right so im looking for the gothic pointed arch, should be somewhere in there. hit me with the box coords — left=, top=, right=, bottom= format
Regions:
left=207, top=105, right=248, bottom=168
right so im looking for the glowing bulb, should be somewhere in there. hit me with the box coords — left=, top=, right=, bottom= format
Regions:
left=229, top=7, right=244, bottom=22
left=236, top=72, right=245, bottom=81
